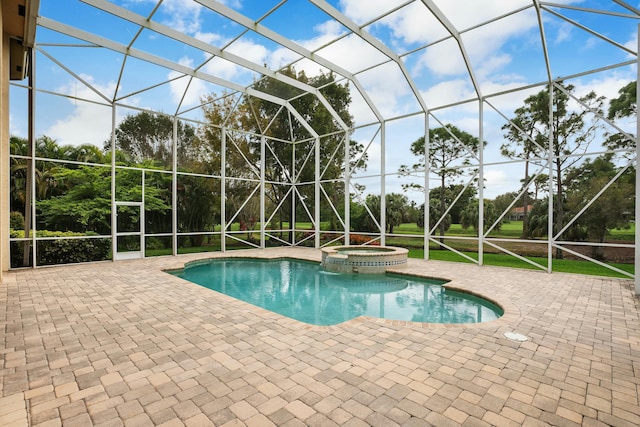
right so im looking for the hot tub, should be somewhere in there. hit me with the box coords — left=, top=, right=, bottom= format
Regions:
left=321, top=245, right=409, bottom=274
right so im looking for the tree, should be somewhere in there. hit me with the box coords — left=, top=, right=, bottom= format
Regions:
left=608, top=81, right=636, bottom=121
left=106, top=112, right=197, bottom=167
left=198, top=93, right=257, bottom=242
left=176, top=175, right=219, bottom=246
left=350, top=193, right=411, bottom=234
left=350, top=194, right=380, bottom=233
left=532, top=173, right=549, bottom=200
left=61, top=143, right=106, bottom=164
left=385, top=193, right=409, bottom=233
left=505, top=83, right=605, bottom=257
left=605, top=80, right=636, bottom=152
left=415, top=200, right=451, bottom=233
left=460, top=199, right=503, bottom=233
left=428, top=184, right=477, bottom=224
left=525, top=199, right=550, bottom=238
left=400, top=125, right=482, bottom=239
left=248, top=68, right=362, bottom=238
left=493, top=192, right=519, bottom=222
left=198, top=67, right=365, bottom=241
left=564, top=155, right=634, bottom=259
left=37, top=165, right=170, bottom=235
left=501, top=101, right=546, bottom=237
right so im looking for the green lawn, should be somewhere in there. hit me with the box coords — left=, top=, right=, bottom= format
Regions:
left=145, top=220, right=635, bottom=278
left=407, top=248, right=633, bottom=278
left=394, top=221, right=635, bottom=241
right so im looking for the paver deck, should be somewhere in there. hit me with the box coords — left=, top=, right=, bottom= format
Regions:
left=1, top=247, right=639, bottom=426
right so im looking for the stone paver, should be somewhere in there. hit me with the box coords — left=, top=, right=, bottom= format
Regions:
left=1, top=247, right=639, bottom=426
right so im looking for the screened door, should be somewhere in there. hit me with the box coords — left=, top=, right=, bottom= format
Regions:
left=115, top=201, right=143, bottom=260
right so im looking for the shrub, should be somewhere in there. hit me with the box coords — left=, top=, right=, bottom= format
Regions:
left=10, top=211, right=25, bottom=230
left=350, top=234, right=380, bottom=245
left=10, top=230, right=111, bottom=267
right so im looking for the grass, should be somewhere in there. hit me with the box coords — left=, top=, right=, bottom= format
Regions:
left=396, top=221, right=635, bottom=241
left=144, top=221, right=635, bottom=278
left=407, top=248, right=634, bottom=278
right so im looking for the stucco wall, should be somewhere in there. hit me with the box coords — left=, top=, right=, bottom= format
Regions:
left=0, top=2, right=7, bottom=280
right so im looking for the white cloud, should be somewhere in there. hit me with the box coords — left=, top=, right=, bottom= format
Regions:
left=167, top=43, right=266, bottom=108
left=575, top=72, right=635, bottom=102
left=421, top=79, right=475, bottom=107
left=357, top=63, right=413, bottom=118
left=481, top=82, right=538, bottom=113
left=170, top=75, right=207, bottom=108
left=483, top=169, right=513, bottom=199
left=314, top=33, right=388, bottom=74
left=623, top=30, right=637, bottom=57
left=158, top=0, right=205, bottom=34
left=417, top=39, right=466, bottom=77
left=343, top=0, right=541, bottom=80
left=339, top=0, right=408, bottom=25
left=302, top=20, right=346, bottom=51
left=554, top=22, right=574, bottom=44
left=44, top=76, right=118, bottom=147
left=379, top=2, right=449, bottom=45
left=226, top=39, right=270, bottom=66
left=347, top=83, right=381, bottom=125
left=168, top=57, right=203, bottom=107
left=9, top=113, right=24, bottom=136
left=194, top=32, right=223, bottom=45
left=573, top=72, right=637, bottom=135
left=269, top=47, right=304, bottom=71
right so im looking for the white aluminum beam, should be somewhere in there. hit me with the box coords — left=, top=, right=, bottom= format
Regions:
left=192, top=0, right=384, bottom=122
left=81, top=0, right=349, bottom=131
left=37, top=17, right=291, bottom=108
left=421, top=0, right=482, bottom=99
left=309, top=0, right=430, bottom=114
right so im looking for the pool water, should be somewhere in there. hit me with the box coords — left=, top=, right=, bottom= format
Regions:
left=171, top=258, right=503, bottom=326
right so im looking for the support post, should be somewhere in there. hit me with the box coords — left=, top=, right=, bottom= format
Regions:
left=141, top=170, right=145, bottom=258
left=221, top=129, right=226, bottom=251
left=344, top=133, right=350, bottom=246
left=380, top=121, right=386, bottom=246
left=635, top=27, right=639, bottom=296
left=424, top=114, right=430, bottom=260
left=478, top=101, right=484, bottom=266
left=260, top=136, right=266, bottom=249
left=23, top=48, right=34, bottom=268
left=172, top=117, right=177, bottom=256
left=291, top=140, right=295, bottom=246
left=110, top=104, right=116, bottom=262
left=547, top=83, right=555, bottom=274
left=315, top=136, right=320, bottom=248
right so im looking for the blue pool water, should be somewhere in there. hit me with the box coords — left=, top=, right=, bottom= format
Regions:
left=172, top=258, right=503, bottom=326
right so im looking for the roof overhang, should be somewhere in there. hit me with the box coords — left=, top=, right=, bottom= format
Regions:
left=3, top=0, right=39, bottom=80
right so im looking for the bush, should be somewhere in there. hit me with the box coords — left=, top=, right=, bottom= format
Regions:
left=10, top=230, right=111, bottom=267
left=350, top=234, right=380, bottom=245
left=145, top=237, right=168, bottom=250
left=10, top=211, right=24, bottom=230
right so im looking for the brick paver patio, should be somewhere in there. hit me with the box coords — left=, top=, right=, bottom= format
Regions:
left=1, top=248, right=639, bottom=426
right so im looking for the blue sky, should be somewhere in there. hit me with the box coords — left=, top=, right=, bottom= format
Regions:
left=9, top=0, right=640, bottom=199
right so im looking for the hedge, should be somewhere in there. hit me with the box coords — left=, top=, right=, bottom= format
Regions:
left=10, top=230, right=111, bottom=267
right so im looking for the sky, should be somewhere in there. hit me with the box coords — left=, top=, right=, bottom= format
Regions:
left=9, top=0, right=640, bottom=201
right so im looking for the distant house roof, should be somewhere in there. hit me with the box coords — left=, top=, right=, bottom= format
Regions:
left=511, top=205, right=534, bottom=214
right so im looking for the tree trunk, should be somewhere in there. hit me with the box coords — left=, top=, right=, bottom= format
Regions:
left=591, top=245, right=605, bottom=261
left=554, top=157, right=564, bottom=260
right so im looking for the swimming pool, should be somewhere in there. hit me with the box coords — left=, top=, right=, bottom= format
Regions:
left=171, top=258, right=503, bottom=326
